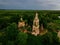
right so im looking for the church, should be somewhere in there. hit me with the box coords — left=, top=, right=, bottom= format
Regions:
left=18, top=12, right=44, bottom=36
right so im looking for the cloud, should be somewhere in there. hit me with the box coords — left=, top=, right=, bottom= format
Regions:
left=0, top=0, right=60, bottom=10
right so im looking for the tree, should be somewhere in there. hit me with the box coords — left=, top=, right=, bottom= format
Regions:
left=7, top=41, right=14, bottom=45
left=5, top=23, right=18, bottom=41
left=16, top=32, right=28, bottom=45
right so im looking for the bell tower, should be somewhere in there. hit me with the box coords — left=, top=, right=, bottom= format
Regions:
left=32, top=12, right=40, bottom=36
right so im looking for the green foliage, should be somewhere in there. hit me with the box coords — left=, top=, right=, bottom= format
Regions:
left=27, top=34, right=43, bottom=45
left=0, top=42, right=2, bottom=45
left=0, top=10, right=60, bottom=45
left=16, top=32, right=28, bottom=45
left=7, top=41, right=14, bottom=45
left=5, top=23, right=18, bottom=40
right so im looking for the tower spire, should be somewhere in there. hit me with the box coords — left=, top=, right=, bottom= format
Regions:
left=35, top=12, right=38, bottom=19
left=32, top=12, right=40, bottom=36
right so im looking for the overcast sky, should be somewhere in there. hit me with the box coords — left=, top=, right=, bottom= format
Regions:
left=0, top=0, right=60, bottom=10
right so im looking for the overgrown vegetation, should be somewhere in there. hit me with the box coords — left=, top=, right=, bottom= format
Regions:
left=0, top=10, right=60, bottom=45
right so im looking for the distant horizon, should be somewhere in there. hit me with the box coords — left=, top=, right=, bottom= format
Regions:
left=0, top=0, right=60, bottom=10
left=0, top=9, right=60, bottom=11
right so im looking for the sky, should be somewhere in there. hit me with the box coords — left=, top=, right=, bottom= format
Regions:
left=0, top=0, right=60, bottom=10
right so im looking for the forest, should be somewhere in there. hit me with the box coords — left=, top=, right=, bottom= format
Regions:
left=0, top=10, right=60, bottom=45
